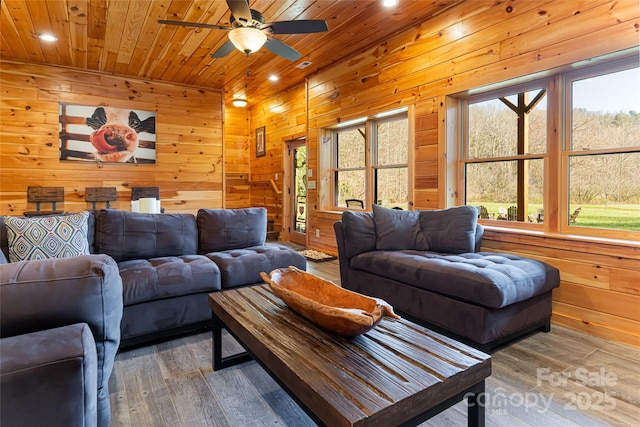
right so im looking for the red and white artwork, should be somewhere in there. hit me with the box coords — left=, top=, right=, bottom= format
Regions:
left=59, top=103, right=156, bottom=163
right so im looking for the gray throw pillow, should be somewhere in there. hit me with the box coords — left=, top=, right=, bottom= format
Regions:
left=419, top=206, right=478, bottom=253
left=372, top=204, right=429, bottom=251
left=341, top=211, right=377, bottom=259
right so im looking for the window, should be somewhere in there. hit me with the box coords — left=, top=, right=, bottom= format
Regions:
left=334, top=124, right=366, bottom=207
left=463, top=86, right=548, bottom=223
left=328, top=110, right=409, bottom=209
left=460, top=53, right=639, bottom=239
left=565, top=64, right=640, bottom=233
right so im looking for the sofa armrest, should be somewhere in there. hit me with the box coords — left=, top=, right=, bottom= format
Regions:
left=0, top=323, right=98, bottom=427
left=475, top=223, right=484, bottom=252
left=333, top=221, right=351, bottom=286
left=0, top=254, right=123, bottom=427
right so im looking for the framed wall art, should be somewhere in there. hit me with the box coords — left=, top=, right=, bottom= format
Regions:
left=59, top=103, right=156, bottom=163
left=256, top=126, right=266, bottom=157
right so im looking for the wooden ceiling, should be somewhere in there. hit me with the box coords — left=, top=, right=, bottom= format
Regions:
left=0, top=0, right=464, bottom=107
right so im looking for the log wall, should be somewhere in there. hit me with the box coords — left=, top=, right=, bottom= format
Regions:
left=0, top=60, right=224, bottom=214
left=248, top=0, right=640, bottom=346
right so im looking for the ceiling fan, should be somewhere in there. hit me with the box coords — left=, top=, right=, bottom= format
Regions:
left=158, top=0, right=329, bottom=61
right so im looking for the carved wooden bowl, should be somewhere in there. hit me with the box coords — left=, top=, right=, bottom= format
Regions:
left=260, top=266, right=399, bottom=337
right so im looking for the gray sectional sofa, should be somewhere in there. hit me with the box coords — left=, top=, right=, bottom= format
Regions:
left=334, top=204, right=560, bottom=352
left=0, top=207, right=305, bottom=426
left=1, top=207, right=306, bottom=347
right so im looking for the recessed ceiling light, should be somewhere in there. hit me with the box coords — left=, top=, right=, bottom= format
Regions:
left=268, top=75, right=279, bottom=82
left=382, top=0, right=398, bottom=7
left=39, top=33, right=57, bottom=42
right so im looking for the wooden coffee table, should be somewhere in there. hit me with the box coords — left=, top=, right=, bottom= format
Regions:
left=208, top=285, right=491, bottom=427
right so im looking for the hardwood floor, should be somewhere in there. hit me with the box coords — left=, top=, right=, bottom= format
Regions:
left=109, top=258, right=639, bottom=426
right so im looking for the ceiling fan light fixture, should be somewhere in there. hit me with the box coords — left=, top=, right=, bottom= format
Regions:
left=228, top=27, right=267, bottom=54
left=232, top=98, right=248, bottom=108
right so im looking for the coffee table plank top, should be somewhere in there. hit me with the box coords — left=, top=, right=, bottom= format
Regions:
left=209, top=285, right=491, bottom=427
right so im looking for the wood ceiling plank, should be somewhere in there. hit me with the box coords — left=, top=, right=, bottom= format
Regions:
left=3, top=0, right=43, bottom=63
left=86, top=0, right=108, bottom=71
left=125, top=0, right=172, bottom=77
left=147, top=0, right=210, bottom=80
left=114, top=0, right=151, bottom=75
left=45, top=0, right=74, bottom=66
left=0, top=3, right=29, bottom=60
left=68, top=0, right=89, bottom=68
left=25, top=0, right=59, bottom=64
left=98, top=0, right=129, bottom=73
left=137, top=0, right=194, bottom=79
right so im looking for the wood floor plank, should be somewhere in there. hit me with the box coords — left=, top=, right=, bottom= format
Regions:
left=118, top=345, right=182, bottom=426
left=240, top=363, right=315, bottom=427
left=203, top=365, right=274, bottom=426
left=165, top=370, right=231, bottom=427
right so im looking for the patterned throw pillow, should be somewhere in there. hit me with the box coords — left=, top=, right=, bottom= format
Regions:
left=4, top=211, right=90, bottom=262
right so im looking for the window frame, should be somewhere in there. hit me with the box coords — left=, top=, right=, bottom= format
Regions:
left=326, top=109, right=409, bottom=210
left=560, top=58, right=640, bottom=240
left=461, top=78, right=551, bottom=228
left=457, top=54, right=639, bottom=241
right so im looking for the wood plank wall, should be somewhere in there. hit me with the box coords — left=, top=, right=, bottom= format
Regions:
left=247, top=0, right=640, bottom=346
left=224, top=105, right=250, bottom=209
left=249, top=84, right=307, bottom=234
left=0, top=60, right=224, bottom=214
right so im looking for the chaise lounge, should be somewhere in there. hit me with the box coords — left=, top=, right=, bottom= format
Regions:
left=334, top=204, right=561, bottom=351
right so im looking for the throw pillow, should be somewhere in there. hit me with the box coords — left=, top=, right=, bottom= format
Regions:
left=4, top=211, right=90, bottom=262
left=419, top=206, right=478, bottom=253
left=341, top=211, right=377, bottom=259
left=372, top=204, right=429, bottom=251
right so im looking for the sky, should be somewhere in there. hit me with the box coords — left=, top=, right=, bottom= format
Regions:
left=573, top=67, right=640, bottom=114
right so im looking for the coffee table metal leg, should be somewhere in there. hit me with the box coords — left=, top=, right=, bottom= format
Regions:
left=467, top=380, right=485, bottom=427
left=211, top=314, right=253, bottom=370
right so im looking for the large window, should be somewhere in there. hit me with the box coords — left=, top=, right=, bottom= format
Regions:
left=461, top=54, right=639, bottom=239
left=566, top=64, right=640, bottom=233
left=329, top=110, right=409, bottom=209
left=463, top=87, right=548, bottom=223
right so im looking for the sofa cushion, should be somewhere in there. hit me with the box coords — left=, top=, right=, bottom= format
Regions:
left=205, top=244, right=306, bottom=288
left=372, top=204, right=428, bottom=251
left=349, top=250, right=559, bottom=309
left=419, top=206, right=478, bottom=254
left=341, top=211, right=376, bottom=260
left=197, top=208, right=267, bottom=253
left=94, top=210, right=198, bottom=262
left=117, top=255, right=221, bottom=305
left=3, top=211, right=90, bottom=262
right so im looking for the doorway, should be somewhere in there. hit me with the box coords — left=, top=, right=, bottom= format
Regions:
left=286, top=139, right=307, bottom=246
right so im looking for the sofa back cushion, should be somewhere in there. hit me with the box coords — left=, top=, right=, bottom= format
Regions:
left=340, top=211, right=376, bottom=260
left=94, top=209, right=198, bottom=262
left=197, top=207, right=267, bottom=253
left=3, top=212, right=91, bottom=263
left=372, top=204, right=429, bottom=251
left=419, top=205, right=478, bottom=253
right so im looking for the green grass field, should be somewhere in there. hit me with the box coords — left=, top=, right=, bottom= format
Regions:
left=470, top=202, right=640, bottom=231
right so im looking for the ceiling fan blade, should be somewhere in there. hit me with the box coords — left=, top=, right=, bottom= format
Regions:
left=226, top=0, right=252, bottom=25
left=158, top=19, right=230, bottom=31
left=264, top=20, right=328, bottom=34
left=211, top=40, right=236, bottom=58
left=263, top=38, right=302, bottom=61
